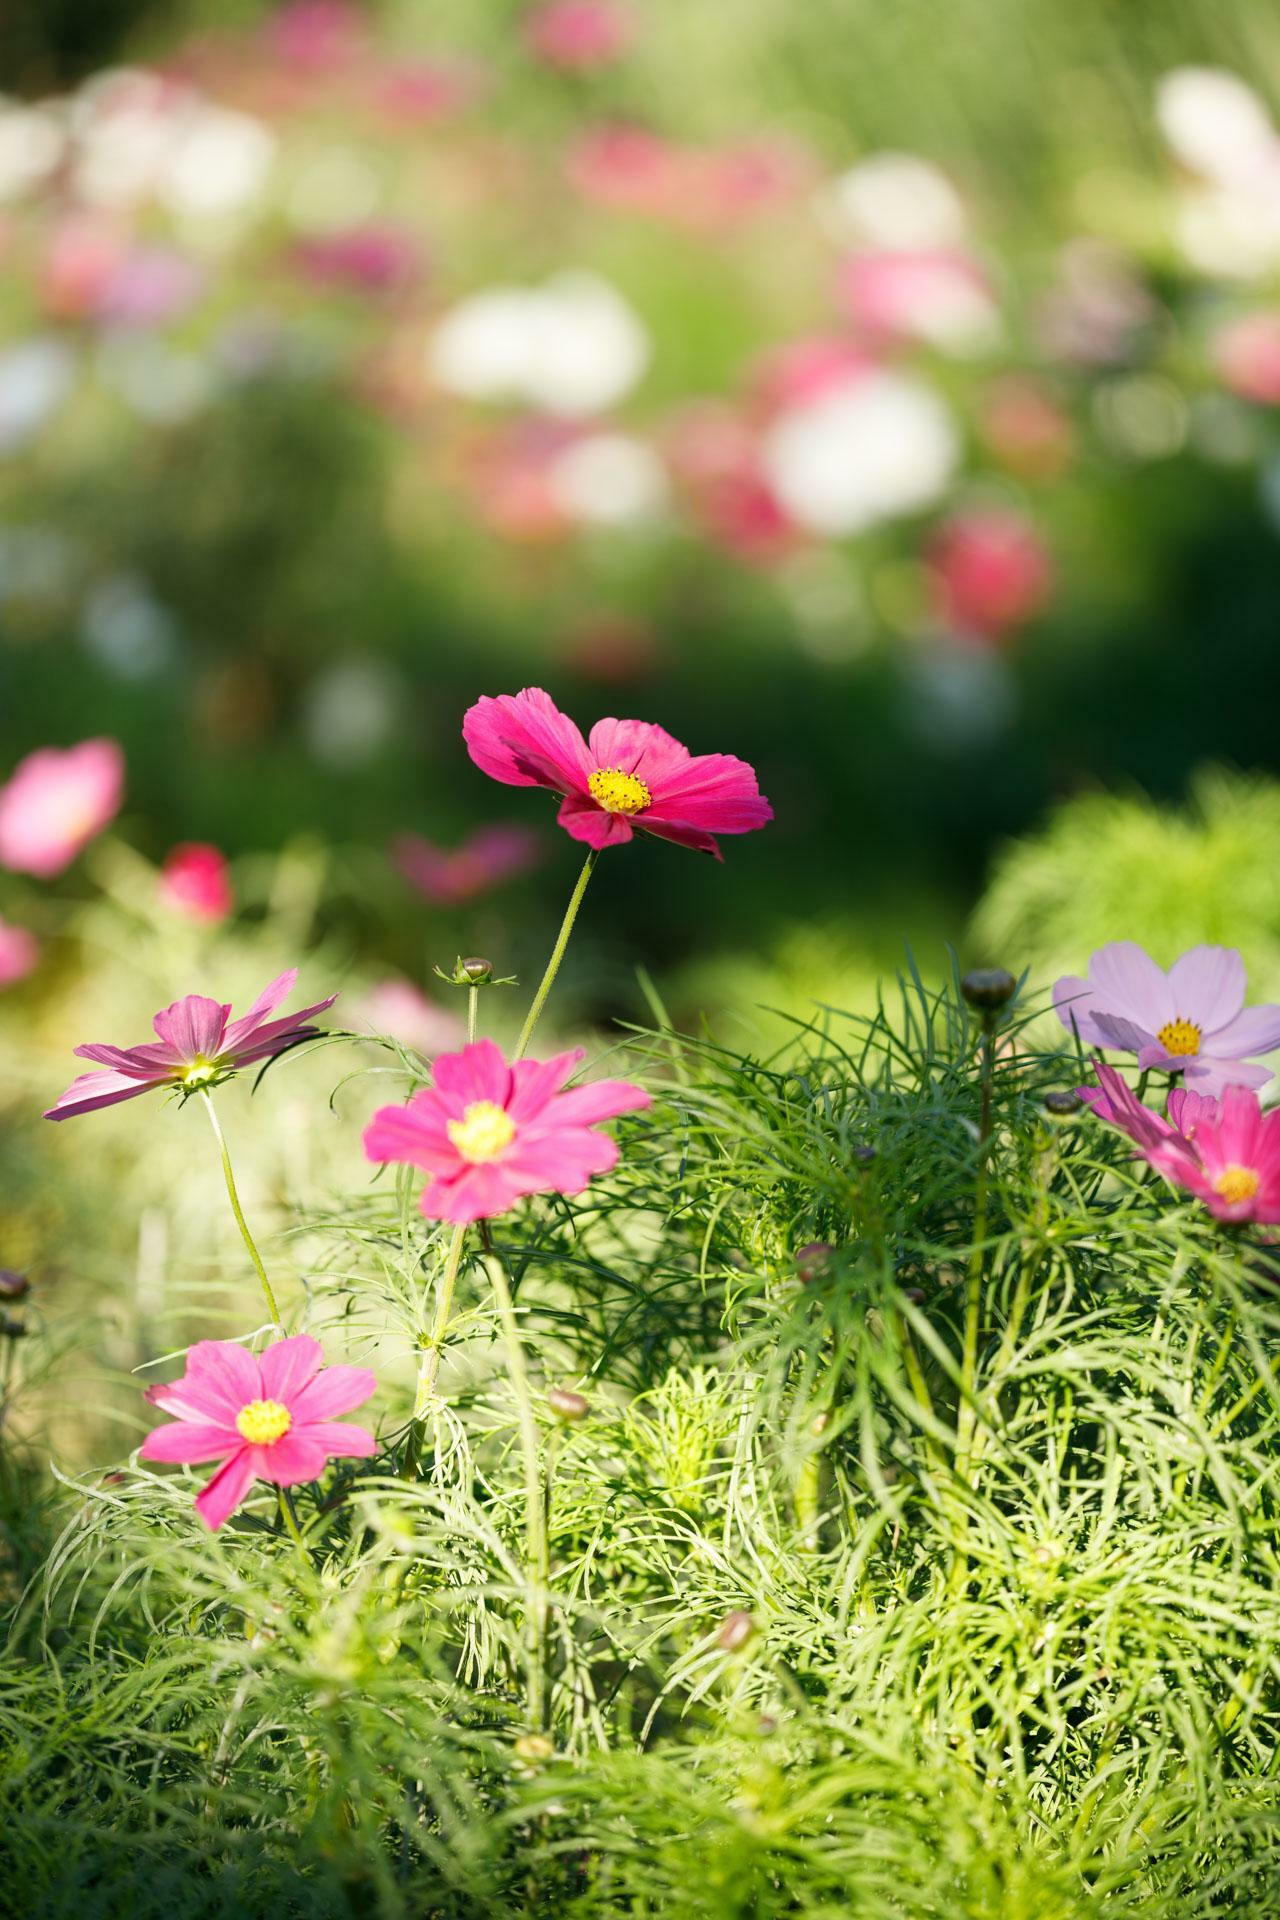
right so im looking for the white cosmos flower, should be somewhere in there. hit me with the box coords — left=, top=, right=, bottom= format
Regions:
left=159, top=105, right=276, bottom=221
left=1156, top=67, right=1276, bottom=185
left=547, top=433, right=668, bottom=525
left=0, top=338, right=76, bottom=453
left=0, top=100, right=66, bottom=202
left=819, top=151, right=967, bottom=250
left=429, top=273, right=649, bottom=416
left=761, top=371, right=959, bottom=536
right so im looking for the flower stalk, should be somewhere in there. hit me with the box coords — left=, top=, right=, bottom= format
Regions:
left=515, top=848, right=598, bottom=1060
left=402, top=1221, right=468, bottom=1480
left=200, top=1091, right=282, bottom=1330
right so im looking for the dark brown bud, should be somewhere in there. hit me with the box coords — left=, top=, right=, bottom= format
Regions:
left=852, top=1144, right=876, bottom=1166
left=547, top=1385, right=589, bottom=1423
left=0, top=1270, right=30, bottom=1299
left=960, top=968, right=1018, bottom=1012
left=460, top=957, right=493, bottom=982
left=795, top=1241, right=834, bottom=1282
left=716, top=1608, right=756, bottom=1652
left=901, top=1286, right=925, bottom=1305
left=1043, top=1090, right=1081, bottom=1118
left=1, top=1314, right=26, bottom=1339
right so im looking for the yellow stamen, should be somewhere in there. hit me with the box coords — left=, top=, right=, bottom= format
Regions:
left=447, top=1099, right=517, bottom=1163
left=1213, top=1165, right=1260, bottom=1206
left=181, top=1056, right=220, bottom=1087
left=235, top=1398, right=292, bottom=1445
left=1156, top=1018, right=1202, bottom=1058
left=588, top=767, right=651, bottom=816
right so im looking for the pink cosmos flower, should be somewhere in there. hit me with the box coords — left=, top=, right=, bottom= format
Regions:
left=525, top=0, right=633, bottom=70
left=0, top=739, right=124, bottom=878
left=363, top=1037, right=651, bottom=1224
left=160, top=843, right=233, bottom=924
left=0, top=917, right=38, bottom=989
left=45, top=968, right=337, bottom=1121
left=463, top=687, right=772, bottom=859
left=927, top=509, right=1053, bottom=641
left=358, top=980, right=463, bottom=1057
left=1054, top=942, right=1280, bottom=1096
left=1213, top=312, right=1280, bottom=405
left=1145, top=1085, right=1280, bottom=1224
left=1077, top=1058, right=1184, bottom=1150
left=293, top=225, right=423, bottom=296
left=837, top=249, right=999, bottom=354
left=140, top=1333, right=376, bottom=1530
left=392, top=824, right=541, bottom=906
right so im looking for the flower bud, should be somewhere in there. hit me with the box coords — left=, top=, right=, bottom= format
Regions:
left=960, top=968, right=1017, bottom=1012
left=1043, top=1090, right=1081, bottom=1119
left=716, top=1608, right=756, bottom=1652
left=460, top=957, right=493, bottom=983
left=1, top=1314, right=27, bottom=1339
left=795, top=1240, right=834, bottom=1282
left=0, top=1269, right=30, bottom=1299
left=852, top=1144, right=876, bottom=1166
left=547, top=1385, right=589, bottom=1422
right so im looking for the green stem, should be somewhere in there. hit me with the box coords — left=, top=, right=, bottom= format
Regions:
left=481, top=1223, right=549, bottom=1731
left=277, top=1487, right=309, bottom=1560
left=950, top=1021, right=996, bottom=1590
left=467, top=983, right=479, bottom=1046
left=200, top=1091, right=282, bottom=1330
left=402, top=1221, right=468, bottom=1479
left=514, top=849, right=598, bottom=1060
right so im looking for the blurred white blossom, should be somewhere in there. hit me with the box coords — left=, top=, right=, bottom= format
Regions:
left=762, top=371, right=959, bottom=536
left=429, top=273, right=649, bottom=416
left=820, top=151, right=968, bottom=250
left=547, top=433, right=668, bottom=525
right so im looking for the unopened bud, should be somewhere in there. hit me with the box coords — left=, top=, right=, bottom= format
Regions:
left=1, top=1314, right=26, bottom=1339
left=1043, top=1090, right=1081, bottom=1119
left=716, top=1608, right=756, bottom=1652
left=547, top=1385, right=589, bottom=1423
left=0, top=1269, right=30, bottom=1299
left=960, top=968, right=1017, bottom=1012
left=901, top=1286, right=925, bottom=1305
left=460, top=957, right=492, bottom=983
left=852, top=1144, right=876, bottom=1166
left=795, top=1241, right=834, bottom=1282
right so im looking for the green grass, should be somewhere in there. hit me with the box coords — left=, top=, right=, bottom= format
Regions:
left=5, top=966, right=1280, bottom=1915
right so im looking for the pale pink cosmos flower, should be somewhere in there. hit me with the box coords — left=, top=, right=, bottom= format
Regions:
left=140, top=1334, right=376, bottom=1531
left=463, top=687, right=772, bottom=859
left=45, top=969, right=337, bottom=1120
left=363, top=1036, right=650, bottom=1224
left=160, top=843, right=233, bottom=924
left=1054, top=942, right=1280, bottom=1096
left=0, top=917, right=38, bottom=989
left=392, top=824, right=541, bottom=906
left=358, top=980, right=463, bottom=1057
left=1145, top=1085, right=1280, bottom=1224
left=525, top=0, right=633, bottom=70
left=0, top=739, right=124, bottom=878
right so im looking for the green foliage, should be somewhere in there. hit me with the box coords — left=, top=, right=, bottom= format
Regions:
left=6, top=973, right=1280, bottom=1914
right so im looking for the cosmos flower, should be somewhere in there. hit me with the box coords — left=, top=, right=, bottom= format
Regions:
left=463, top=686, right=772, bottom=858
left=0, top=917, right=38, bottom=989
left=927, top=509, right=1053, bottom=641
left=393, top=824, right=541, bottom=905
left=525, top=0, right=633, bottom=70
left=140, top=1334, right=376, bottom=1531
left=1054, top=942, right=1280, bottom=1096
left=0, top=738, right=124, bottom=878
left=363, top=1036, right=650, bottom=1224
left=160, top=843, right=233, bottom=924
left=45, top=968, right=336, bottom=1120
left=357, top=980, right=463, bottom=1057
left=1145, top=1084, right=1280, bottom=1223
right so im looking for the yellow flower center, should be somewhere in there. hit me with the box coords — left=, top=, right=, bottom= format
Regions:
left=588, top=767, right=651, bottom=816
left=447, top=1099, right=517, bottom=1163
left=1213, top=1165, right=1261, bottom=1206
left=1156, top=1018, right=1202, bottom=1058
left=235, top=1398, right=292, bottom=1445
left=180, top=1056, right=220, bottom=1087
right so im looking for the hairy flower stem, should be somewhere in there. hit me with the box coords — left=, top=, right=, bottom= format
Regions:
left=200, top=1091, right=282, bottom=1331
left=402, top=1221, right=468, bottom=1480
left=950, top=1018, right=997, bottom=1585
left=467, top=984, right=479, bottom=1046
left=480, top=1222, right=549, bottom=1732
left=514, top=848, right=598, bottom=1060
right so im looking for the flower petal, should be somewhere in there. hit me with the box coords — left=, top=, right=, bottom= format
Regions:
left=1168, top=946, right=1247, bottom=1032
left=1203, top=1004, right=1280, bottom=1060
left=639, top=818, right=723, bottom=859
left=363, top=1096, right=459, bottom=1172
left=194, top=1448, right=256, bottom=1530
left=643, top=752, right=772, bottom=834
left=430, top=1039, right=512, bottom=1108
left=183, top=1339, right=262, bottom=1414
left=420, top=1161, right=525, bottom=1223
left=258, top=1334, right=325, bottom=1403
left=506, top=1050, right=586, bottom=1123
left=463, top=688, right=592, bottom=794
left=151, top=994, right=231, bottom=1061
left=218, top=970, right=298, bottom=1052
left=1182, top=1055, right=1273, bottom=1097
left=73, top=1042, right=177, bottom=1076
left=585, top=717, right=691, bottom=783
left=554, top=793, right=636, bottom=848
left=44, top=1070, right=160, bottom=1121
left=251, top=1432, right=331, bottom=1486
left=1086, top=942, right=1174, bottom=1028
left=503, top=1127, right=619, bottom=1194
left=544, top=1078, right=652, bottom=1128
left=292, top=1366, right=377, bottom=1422
left=293, top=1420, right=378, bottom=1459
left=140, top=1420, right=240, bottom=1464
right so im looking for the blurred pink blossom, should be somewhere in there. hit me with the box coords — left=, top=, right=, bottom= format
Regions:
left=1213, top=312, right=1280, bottom=403
left=293, top=225, right=424, bottom=295
left=393, top=824, right=542, bottom=905
left=160, top=843, right=233, bottom=923
left=837, top=249, right=999, bottom=354
left=753, top=337, right=876, bottom=411
left=927, top=509, right=1053, bottom=641
left=525, top=0, right=634, bottom=71
left=0, top=918, right=38, bottom=989
left=266, top=0, right=365, bottom=72
left=358, top=980, right=463, bottom=1056
left=979, top=376, right=1075, bottom=480
left=664, top=402, right=796, bottom=563
left=39, top=215, right=126, bottom=321
left=0, top=739, right=124, bottom=878
left=96, top=247, right=206, bottom=328
left=374, top=58, right=482, bottom=122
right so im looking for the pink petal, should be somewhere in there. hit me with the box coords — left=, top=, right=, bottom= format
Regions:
left=151, top=994, right=230, bottom=1061
left=73, top=1042, right=178, bottom=1076
left=420, top=1161, right=525, bottom=1223
left=1182, top=1056, right=1273, bottom=1097
left=585, top=717, right=691, bottom=782
left=194, top=1448, right=256, bottom=1530
left=1052, top=976, right=1113, bottom=1048
left=1211, top=1082, right=1267, bottom=1162
left=140, top=1420, right=239, bottom=1464
left=1166, top=1087, right=1221, bottom=1136
left=503, top=1126, right=619, bottom=1194
left=44, top=1069, right=161, bottom=1121
left=1204, top=1004, right=1280, bottom=1060
left=431, top=1038, right=512, bottom=1107
left=223, top=994, right=338, bottom=1062
left=293, top=1419, right=378, bottom=1458
left=1086, top=942, right=1174, bottom=1028
left=258, top=1334, right=325, bottom=1403
left=507, top=1050, right=585, bottom=1122
left=554, top=793, right=637, bottom=849
left=183, top=1339, right=262, bottom=1414
left=643, top=752, right=773, bottom=833
left=251, top=1432, right=330, bottom=1485
left=639, top=818, right=723, bottom=859
left=363, top=1097, right=459, bottom=1173
left=544, top=1078, right=652, bottom=1127
left=463, top=688, right=592, bottom=794
left=218, top=970, right=298, bottom=1052
left=1168, top=946, right=1247, bottom=1032
left=292, top=1365, right=378, bottom=1422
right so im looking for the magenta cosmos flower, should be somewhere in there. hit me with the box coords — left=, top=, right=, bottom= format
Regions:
left=1146, top=1086, right=1280, bottom=1225
left=1054, top=942, right=1280, bottom=1097
left=159, top=843, right=233, bottom=924
left=0, top=738, right=124, bottom=878
left=45, top=969, right=337, bottom=1121
left=463, top=687, right=772, bottom=860
left=141, top=1334, right=376, bottom=1530
left=392, top=823, right=540, bottom=905
left=1078, top=1058, right=1220, bottom=1149
left=363, top=1036, right=651, bottom=1224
